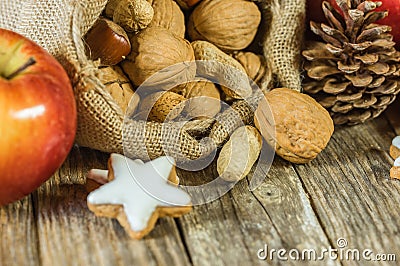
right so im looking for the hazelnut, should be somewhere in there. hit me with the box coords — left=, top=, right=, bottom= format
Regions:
left=85, top=18, right=131, bottom=66
left=175, top=0, right=202, bottom=9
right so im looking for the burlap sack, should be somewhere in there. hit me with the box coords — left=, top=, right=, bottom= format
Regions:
left=0, top=0, right=305, bottom=162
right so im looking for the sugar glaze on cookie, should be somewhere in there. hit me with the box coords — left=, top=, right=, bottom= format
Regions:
left=87, top=154, right=191, bottom=234
left=392, top=136, right=400, bottom=149
left=394, top=157, right=400, bottom=167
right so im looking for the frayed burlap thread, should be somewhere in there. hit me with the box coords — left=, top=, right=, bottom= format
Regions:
left=0, top=0, right=305, bottom=163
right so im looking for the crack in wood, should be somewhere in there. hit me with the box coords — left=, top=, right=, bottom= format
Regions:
left=1, top=112, right=400, bottom=265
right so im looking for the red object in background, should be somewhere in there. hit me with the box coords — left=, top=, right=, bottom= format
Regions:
left=306, top=0, right=328, bottom=23
left=306, top=0, right=400, bottom=49
left=0, top=29, right=77, bottom=206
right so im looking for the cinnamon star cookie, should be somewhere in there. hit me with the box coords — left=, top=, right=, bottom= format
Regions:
left=87, top=153, right=192, bottom=239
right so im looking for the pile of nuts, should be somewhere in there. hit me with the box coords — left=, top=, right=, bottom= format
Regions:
left=84, top=0, right=335, bottom=179
left=84, top=0, right=265, bottom=122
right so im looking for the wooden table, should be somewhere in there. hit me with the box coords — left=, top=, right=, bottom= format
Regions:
left=2, top=103, right=400, bottom=266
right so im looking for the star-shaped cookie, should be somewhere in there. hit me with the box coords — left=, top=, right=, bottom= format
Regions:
left=87, top=153, right=192, bottom=239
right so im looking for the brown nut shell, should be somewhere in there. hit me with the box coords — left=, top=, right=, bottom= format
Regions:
left=188, top=0, right=261, bottom=51
left=390, top=166, right=400, bottom=180
left=98, top=66, right=140, bottom=115
left=191, top=41, right=252, bottom=99
left=121, top=27, right=196, bottom=88
left=113, top=0, right=154, bottom=33
left=255, top=88, right=334, bottom=164
left=172, top=79, right=221, bottom=118
left=137, top=91, right=186, bottom=122
left=85, top=18, right=131, bottom=66
left=104, top=0, right=120, bottom=18
left=233, top=52, right=267, bottom=85
left=147, top=0, right=186, bottom=38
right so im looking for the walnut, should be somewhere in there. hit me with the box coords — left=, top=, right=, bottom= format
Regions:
left=147, top=0, right=186, bottom=38
left=137, top=91, right=186, bottom=122
left=188, top=0, right=261, bottom=51
left=121, top=27, right=196, bottom=88
left=233, top=51, right=267, bottom=85
left=98, top=66, right=140, bottom=115
left=113, top=0, right=154, bottom=33
left=172, top=79, right=221, bottom=118
left=255, top=88, right=334, bottom=164
left=104, top=0, right=120, bottom=18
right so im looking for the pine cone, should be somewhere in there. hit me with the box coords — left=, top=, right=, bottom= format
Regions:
left=302, top=0, right=400, bottom=125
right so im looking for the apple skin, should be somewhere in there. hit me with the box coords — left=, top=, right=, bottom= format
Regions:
left=306, top=0, right=327, bottom=24
left=0, top=29, right=77, bottom=206
left=373, top=0, right=400, bottom=48
left=306, top=0, right=400, bottom=49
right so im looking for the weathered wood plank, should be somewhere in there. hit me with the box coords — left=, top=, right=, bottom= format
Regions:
left=0, top=196, right=39, bottom=266
left=295, top=117, right=400, bottom=266
left=35, top=146, right=191, bottom=266
left=176, top=161, right=262, bottom=266
left=249, top=157, right=339, bottom=265
left=385, top=98, right=400, bottom=135
left=4, top=114, right=399, bottom=266
left=177, top=155, right=337, bottom=266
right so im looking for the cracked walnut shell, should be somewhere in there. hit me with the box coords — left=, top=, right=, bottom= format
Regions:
left=255, top=88, right=334, bottom=164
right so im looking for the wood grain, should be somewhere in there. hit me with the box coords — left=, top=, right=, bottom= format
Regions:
left=177, top=162, right=269, bottom=266
left=385, top=98, right=400, bottom=135
left=0, top=196, right=39, bottom=266
left=176, top=157, right=338, bottom=266
left=34, top=147, right=190, bottom=266
left=1, top=114, right=400, bottom=266
left=295, top=118, right=400, bottom=266
left=250, top=158, right=339, bottom=266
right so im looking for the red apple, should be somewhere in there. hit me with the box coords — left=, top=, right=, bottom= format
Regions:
left=306, top=0, right=328, bottom=23
left=374, top=0, right=400, bottom=48
left=306, top=0, right=400, bottom=49
left=0, top=29, right=77, bottom=206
